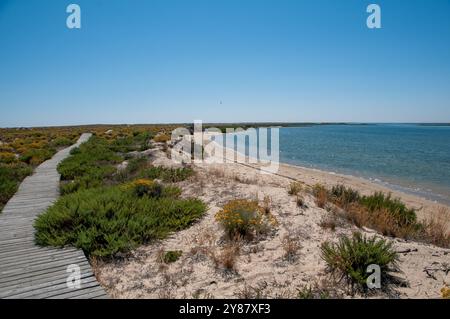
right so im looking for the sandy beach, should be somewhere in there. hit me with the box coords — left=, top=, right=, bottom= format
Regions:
left=95, top=140, right=450, bottom=299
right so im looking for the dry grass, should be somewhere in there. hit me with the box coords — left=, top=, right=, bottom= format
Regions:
left=262, top=195, right=271, bottom=214
left=343, top=203, right=370, bottom=228
left=319, top=214, right=338, bottom=231
left=343, top=204, right=450, bottom=247
left=296, top=194, right=305, bottom=208
left=153, top=133, right=171, bottom=143
left=312, top=183, right=450, bottom=248
left=297, top=279, right=343, bottom=299
left=208, top=167, right=225, bottom=179
left=344, top=204, right=419, bottom=238
left=157, top=286, right=175, bottom=299
left=312, top=184, right=329, bottom=209
left=281, top=233, right=302, bottom=262
left=235, top=281, right=269, bottom=299
left=287, top=181, right=303, bottom=196
left=418, top=207, right=450, bottom=248
left=189, top=228, right=217, bottom=259
left=89, top=256, right=105, bottom=281
left=232, top=173, right=257, bottom=185
left=442, top=285, right=450, bottom=299
left=212, top=242, right=241, bottom=271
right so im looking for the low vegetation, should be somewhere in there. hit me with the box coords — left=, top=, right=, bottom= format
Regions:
left=319, top=214, right=338, bottom=231
left=58, top=136, right=122, bottom=194
left=0, top=127, right=82, bottom=211
left=313, top=184, right=450, bottom=248
left=442, top=286, right=450, bottom=299
left=281, top=233, right=301, bottom=262
left=125, top=178, right=163, bottom=198
left=417, top=207, right=450, bottom=248
left=297, top=283, right=336, bottom=299
left=58, top=134, right=193, bottom=195
left=33, top=124, right=205, bottom=258
left=140, top=165, right=194, bottom=183
left=312, top=184, right=329, bottom=208
left=212, top=242, right=240, bottom=271
left=1, top=124, right=185, bottom=211
left=153, top=133, right=171, bottom=143
left=160, top=250, right=183, bottom=264
left=321, top=232, right=399, bottom=290
left=329, top=185, right=360, bottom=209
left=287, top=181, right=303, bottom=196
left=0, top=163, right=33, bottom=211
left=35, top=184, right=206, bottom=258
left=215, top=199, right=277, bottom=240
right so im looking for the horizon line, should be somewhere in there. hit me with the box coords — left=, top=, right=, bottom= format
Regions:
left=1, top=121, right=450, bottom=129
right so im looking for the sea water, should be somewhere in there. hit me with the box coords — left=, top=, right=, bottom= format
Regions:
left=224, top=124, right=450, bottom=204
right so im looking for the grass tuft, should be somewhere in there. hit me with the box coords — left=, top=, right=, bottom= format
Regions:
left=320, top=232, right=399, bottom=290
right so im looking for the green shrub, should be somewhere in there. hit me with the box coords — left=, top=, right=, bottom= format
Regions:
left=141, top=166, right=194, bottom=183
left=51, top=137, right=74, bottom=148
left=330, top=185, right=360, bottom=208
left=109, top=132, right=151, bottom=153
left=0, top=163, right=33, bottom=210
left=125, top=179, right=163, bottom=198
left=320, top=232, right=399, bottom=289
left=57, top=137, right=122, bottom=194
left=34, top=186, right=206, bottom=258
left=360, top=192, right=417, bottom=228
left=126, top=156, right=148, bottom=174
left=70, top=147, right=81, bottom=155
left=19, top=148, right=55, bottom=166
left=162, top=250, right=183, bottom=263
left=115, top=156, right=149, bottom=182
left=297, top=285, right=330, bottom=299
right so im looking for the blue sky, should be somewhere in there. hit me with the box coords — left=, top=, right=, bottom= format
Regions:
left=0, top=0, right=449, bottom=127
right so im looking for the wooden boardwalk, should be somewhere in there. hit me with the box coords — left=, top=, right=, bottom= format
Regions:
left=0, top=133, right=108, bottom=299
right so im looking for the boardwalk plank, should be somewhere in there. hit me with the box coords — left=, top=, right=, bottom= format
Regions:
left=0, top=134, right=108, bottom=299
left=0, top=260, right=91, bottom=286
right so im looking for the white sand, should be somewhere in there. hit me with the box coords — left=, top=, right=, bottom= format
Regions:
left=96, top=144, right=450, bottom=299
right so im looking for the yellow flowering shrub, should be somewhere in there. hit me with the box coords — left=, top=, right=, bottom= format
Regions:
left=215, top=199, right=277, bottom=238
left=442, top=286, right=450, bottom=299
left=153, top=133, right=171, bottom=143
left=0, top=152, right=17, bottom=164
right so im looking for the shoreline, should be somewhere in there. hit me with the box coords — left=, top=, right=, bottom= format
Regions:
left=274, top=161, right=449, bottom=220
left=280, top=159, right=450, bottom=206
left=280, top=161, right=450, bottom=206
left=205, top=126, right=450, bottom=208
left=97, top=139, right=450, bottom=299
left=203, top=135, right=450, bottom=221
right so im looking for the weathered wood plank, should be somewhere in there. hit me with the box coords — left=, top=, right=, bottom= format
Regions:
left=0, top=133, right=108, bottom=299
left=5, top=276, right=100, bottom=299
left=0, top=264, right=92, bottom=289
left=0, top=260, right=91, bottom=285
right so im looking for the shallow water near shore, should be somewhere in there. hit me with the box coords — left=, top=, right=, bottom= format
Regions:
left=220, top=124, right=450, bottom=205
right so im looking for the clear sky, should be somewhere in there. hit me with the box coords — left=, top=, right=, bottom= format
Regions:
left=0, top=0, right=449, bottom=127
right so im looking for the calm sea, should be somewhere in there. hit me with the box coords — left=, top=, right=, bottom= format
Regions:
left=222, top=124, right=450, bottom=204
